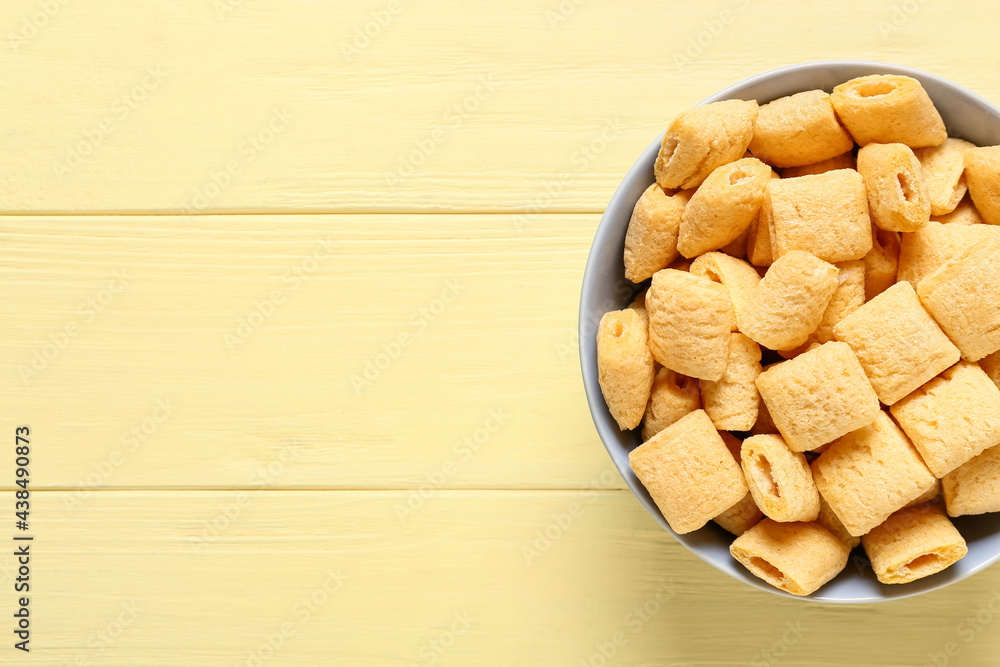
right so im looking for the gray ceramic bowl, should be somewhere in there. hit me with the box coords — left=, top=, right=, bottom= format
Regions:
left=579, top=61, right=1000, bottom=603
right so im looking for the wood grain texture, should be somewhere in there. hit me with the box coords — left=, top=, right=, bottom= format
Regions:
left=3, top=1, right=1000, bottom=664
left=5, top=490, right=1000, bottom=667
left=3, top=0, right=1000, bottom=214
left=0, top=214, right=606, bottom=489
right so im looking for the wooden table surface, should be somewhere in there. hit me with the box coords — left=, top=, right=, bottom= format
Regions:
left=2, top=1, right=1000, bottom=665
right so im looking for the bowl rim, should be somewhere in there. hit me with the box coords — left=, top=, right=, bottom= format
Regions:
left=578, top=59, right=1000, bottom=604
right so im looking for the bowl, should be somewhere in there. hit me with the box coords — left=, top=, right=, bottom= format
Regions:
left=579, top=61, right=1000, bottom=603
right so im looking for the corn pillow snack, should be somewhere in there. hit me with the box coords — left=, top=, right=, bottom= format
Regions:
left=833, top=281, right=960, bottom=405
left=730, top=519, right=849, bottom=596
left=861, top=503, right=968, bottom=585
left=964, top=146, right=1000, bottom=225
left=812, top=411, right=936, bottom=537
left=781, top=151, right=855, bottom=179
left=629, top=410, right=748, bottom=534
left=942, top=445, right=1000, bottom=517
left=914, top=138, right=975, bottom=216
left=735, top=250, right=839, bottom=350
left=678, top=158, right=772, bottom=257
left=646, top=269, right=732, bottom=381
left=857, top=142, right=930, bottom=233
left=768, top=170, right=873, bottom=262
left=655, top=99, right=760, bottom=190
left=932, top=196, right=983, bottom=225
left=816, top=496, right=860, bottom=549
left=891, top=362, right=1000, bottom=477
left=755, top=342, right=880, bottom=453
left=689, top=251, right=761, bottom=331
left=811, top=260, right=865, bottom=344
left=741, top=434, right=820, bottom=523
left=917, top=236, right=1000, bottom=361
left=700, top=333, right=762, bottom=431
left=597, top=309, right=655, bottom=430
left=640, top=367, right=701, bottom=442
left=748, top=90, right=854, bottom=168
left=897, top=220, right=999, bottom=287
left=623, top=184, right=691, bottom=282
left=831, top=75, right=947, bottom=148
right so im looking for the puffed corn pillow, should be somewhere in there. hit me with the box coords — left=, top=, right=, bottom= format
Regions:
left=641, top=367, right=700, bottom=442
left=700, top=333, right=761, bottom=431
left=629, top=410, right=749, bottom=534
left=741, top=434, right=820, bottom=523
left=833, top=281, right=960, bottom=405
left=781, top=151, right=855, bottom=179
left=915, top=138, right=975, bottom=216
left=730, top=519, right=849, bottom=596
left=735, top=250, right=839, bottom=351
left=623, top=185, right=691, bottom=282
left=942, top=444, right=1000, bottom=517
left=755, top=341, right=880, bottom=452
left=714, top=493, right=765, bottom=537
left=596, top=309, right=655, bottom=430
left=933, top=196, right=983, bottom=225
left=714, top=432, right=764, bottom=536
left=816, top=496, right=860, bottom=549
left=811, top=260, right=865, bottom=344
left=812, top=411, right=936, bottom=537
left=891, top=361, right=1000, bottom=477
left=861, top=503, right=968, bottom=585
left=655, top=99, right=759, bottom=190
left=646, top=269, right=732, bottom=381
left=831, top=75, right=947, bottom=148
left=897, top=220, right=999, bottom=287
left=964, top=146, right=1000, bottom=225
left=768, top=170, right=873, bottom=263
left=917, top=236, right=1000, bottom=361
left=689, top=252, right=761, bottom=331
left=863, top=224, right=900, bottom=300
left=857, top=143, right=930, bottom=233
left=678, top=158, right=772, bottom=257
left=748, top=90, right=854, bottom=168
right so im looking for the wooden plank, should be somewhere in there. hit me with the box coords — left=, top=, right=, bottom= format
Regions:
left=2, top=0, right=1000, bottom=213
left=1, top=490, right=997, bottom=666
left=0, top=213, right=615, bottom=489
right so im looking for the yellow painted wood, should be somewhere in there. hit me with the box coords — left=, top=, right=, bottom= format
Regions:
left=3, top=490, right=999, bottom=667
left=1, top=0, right=1000, bottom=214
left=0, top=213, right=606, bottom=490
left=2, top=1, right=1000, bottom=665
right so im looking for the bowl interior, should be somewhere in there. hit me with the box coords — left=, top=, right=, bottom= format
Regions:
left=579, top=61, right=1000, bottom=603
